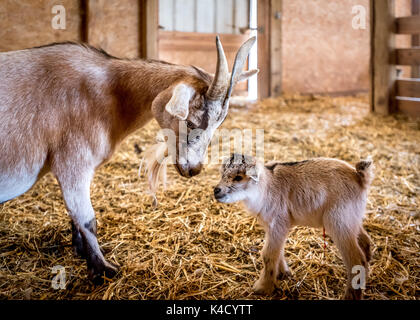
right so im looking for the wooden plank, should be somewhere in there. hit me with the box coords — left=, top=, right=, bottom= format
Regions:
left=395, top=15, right=420, bottom=34
left=140, top=0, right=159, bottom=59
left=159, top=31, right=249, bottom=51
left=174, top=0, right=195, bottom=32
left=396, top=97, right=420, bottom=117
left=396, top=78, right=420, bottom=97
left=258, top=0, right=271, bottom=99
left=270, top=0, right=282, bottom=96
left=396, top=48, right=420, bottom=65
left=80, top=0, right=88, bottom=42
left=370, top=0, right=396, bottom=115
left=0, top=0, right=81, bottom=52
left=412, top=0, right=420, bottom=77
left=197, top=0, right=215, bottom=33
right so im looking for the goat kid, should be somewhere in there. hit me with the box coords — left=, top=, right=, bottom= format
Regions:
left=214, top=154, right=374, bottom=300
left=0, top=37, right=257, bottom=283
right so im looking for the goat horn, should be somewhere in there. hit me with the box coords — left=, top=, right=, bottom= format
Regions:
left=224, top=36, right=256, bottom=103
left=206, top=36, right=229, bottom=101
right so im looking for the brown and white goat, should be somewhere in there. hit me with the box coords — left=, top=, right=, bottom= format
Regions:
left=0, top=37, right=257, bottom=283
left=214, top=154, right=374, bottom=299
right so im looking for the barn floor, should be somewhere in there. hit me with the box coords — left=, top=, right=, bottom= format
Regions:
left=0, top=94, right=419, bottom=300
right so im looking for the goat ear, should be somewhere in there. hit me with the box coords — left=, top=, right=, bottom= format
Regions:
left=246, top=165, right=260, bottom=182
left=236, top=69, right=259, bottom=83
left=165, top=83, right=195, bottom=120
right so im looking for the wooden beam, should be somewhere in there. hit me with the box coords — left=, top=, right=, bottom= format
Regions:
left=257, top=0, right=271, bottom=99
left=370, top=0, right=397, bottom=115
left=396, top=48, right=420, bottom=65
left=159, top=31, right=250, bottom=52
left=79, top=0, right=88, bottom=42
left=412, top=0, right=420, bottom=77
left=396, top=78, right=420, bottom=97
left=395, top=15, right=420, bottom=34
left=396, top=97, right=420, bottom=117
left=270, top=0, right=282, bottom=97
left=140, top=0, right=159, bottom=59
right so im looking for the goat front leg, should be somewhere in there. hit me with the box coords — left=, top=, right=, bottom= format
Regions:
left=56, top=168, right=119, bottom=284
left=253, top=222, right=289, bottom=295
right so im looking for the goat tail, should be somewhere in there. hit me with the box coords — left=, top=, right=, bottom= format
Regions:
left=355, top=156, right=374, bottom=188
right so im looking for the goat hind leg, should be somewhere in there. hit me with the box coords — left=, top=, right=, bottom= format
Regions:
left=358, top=227, right=372, bottom=263
left=276, top=231, right=291, bottom=282
left=327, top=226, right=367, bottom=299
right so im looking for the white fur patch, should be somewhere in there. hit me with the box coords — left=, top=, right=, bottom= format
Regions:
left=0, top=169, right=39, bottom=202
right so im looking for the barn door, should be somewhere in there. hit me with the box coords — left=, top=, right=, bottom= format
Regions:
left=158, top=0, right=252, bottom=97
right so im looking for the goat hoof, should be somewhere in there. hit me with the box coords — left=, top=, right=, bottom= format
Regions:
left=73, top=245, right=86, bottom=259
left=89, top=261, right=119, bottom=285
left=277, top=270, right=292, bottom=281
left=252, top=279, right=274, bottom=295
left=344, top=288, right=363, bottom=300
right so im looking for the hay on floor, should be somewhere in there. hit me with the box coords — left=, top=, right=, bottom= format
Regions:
left=0, top=94, right=419, bottom=300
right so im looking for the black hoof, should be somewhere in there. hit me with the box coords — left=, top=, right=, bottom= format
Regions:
left=344, top=288, right=363, bottom=300
left=89, top=261, right=119, bottom=285
left=73, top=244, right=105, bottom=259
left=73, top=244, right=87, bottom=259
left=276, top=270, right=292, bottom=281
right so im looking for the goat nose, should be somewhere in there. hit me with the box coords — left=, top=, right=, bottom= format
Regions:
left=188, top=163, right=203, bottom=177
left=214, top=187, right=221, bottom=195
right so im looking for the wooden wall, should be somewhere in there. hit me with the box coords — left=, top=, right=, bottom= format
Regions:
left=88, top=0, right=140, bottom=59
left=371, top=0, right=420, bottom=117
left=395, top=0, right=414, bottom=78
left=282, top=0, right=370, bottom=94
left=281, top=0, right=412, bottom=95
left=2, top=0, right=414, bottom=98
left=0, top=0, right=81, bottom=52
left=0, top=0, right=151, bottom=59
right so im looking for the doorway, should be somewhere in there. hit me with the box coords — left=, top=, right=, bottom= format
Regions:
left=158, top=0, right=258, bottom=100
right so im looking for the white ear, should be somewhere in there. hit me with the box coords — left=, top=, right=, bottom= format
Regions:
left=237, top=69, right=259, bottom=83
left=165, top=83, right=195, bottom=120
left=246, top=165, right=260, bottom=182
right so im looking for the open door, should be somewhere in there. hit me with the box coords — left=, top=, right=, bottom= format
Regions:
left=158, top=0, right=254, bottom=98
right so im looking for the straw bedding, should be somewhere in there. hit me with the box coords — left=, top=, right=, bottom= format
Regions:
left=0, top=94, right=418, bottom=300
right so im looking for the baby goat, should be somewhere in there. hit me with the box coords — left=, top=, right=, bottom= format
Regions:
left=214, top=154, right=374, bottom=300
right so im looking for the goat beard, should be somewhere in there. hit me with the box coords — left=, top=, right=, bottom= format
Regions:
left=139, top=139, right=169, bottom=207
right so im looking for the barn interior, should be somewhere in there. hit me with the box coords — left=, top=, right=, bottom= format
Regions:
left=0, top=0, right=418, bottom=300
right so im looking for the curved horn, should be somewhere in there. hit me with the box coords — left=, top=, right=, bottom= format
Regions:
left=206, top=36, right=229, bottom=101
left=224, top=36, right=257, bottom=103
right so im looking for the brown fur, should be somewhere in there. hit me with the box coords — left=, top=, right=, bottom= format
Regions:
left=0, top=40, right=257, bottom=282
left=215, top=154, right=374, bottom=299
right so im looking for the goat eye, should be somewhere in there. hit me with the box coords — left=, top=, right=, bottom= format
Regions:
left=186, top=120, right=195, bottom=129
left=233, top=175, right=243, bottom=182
